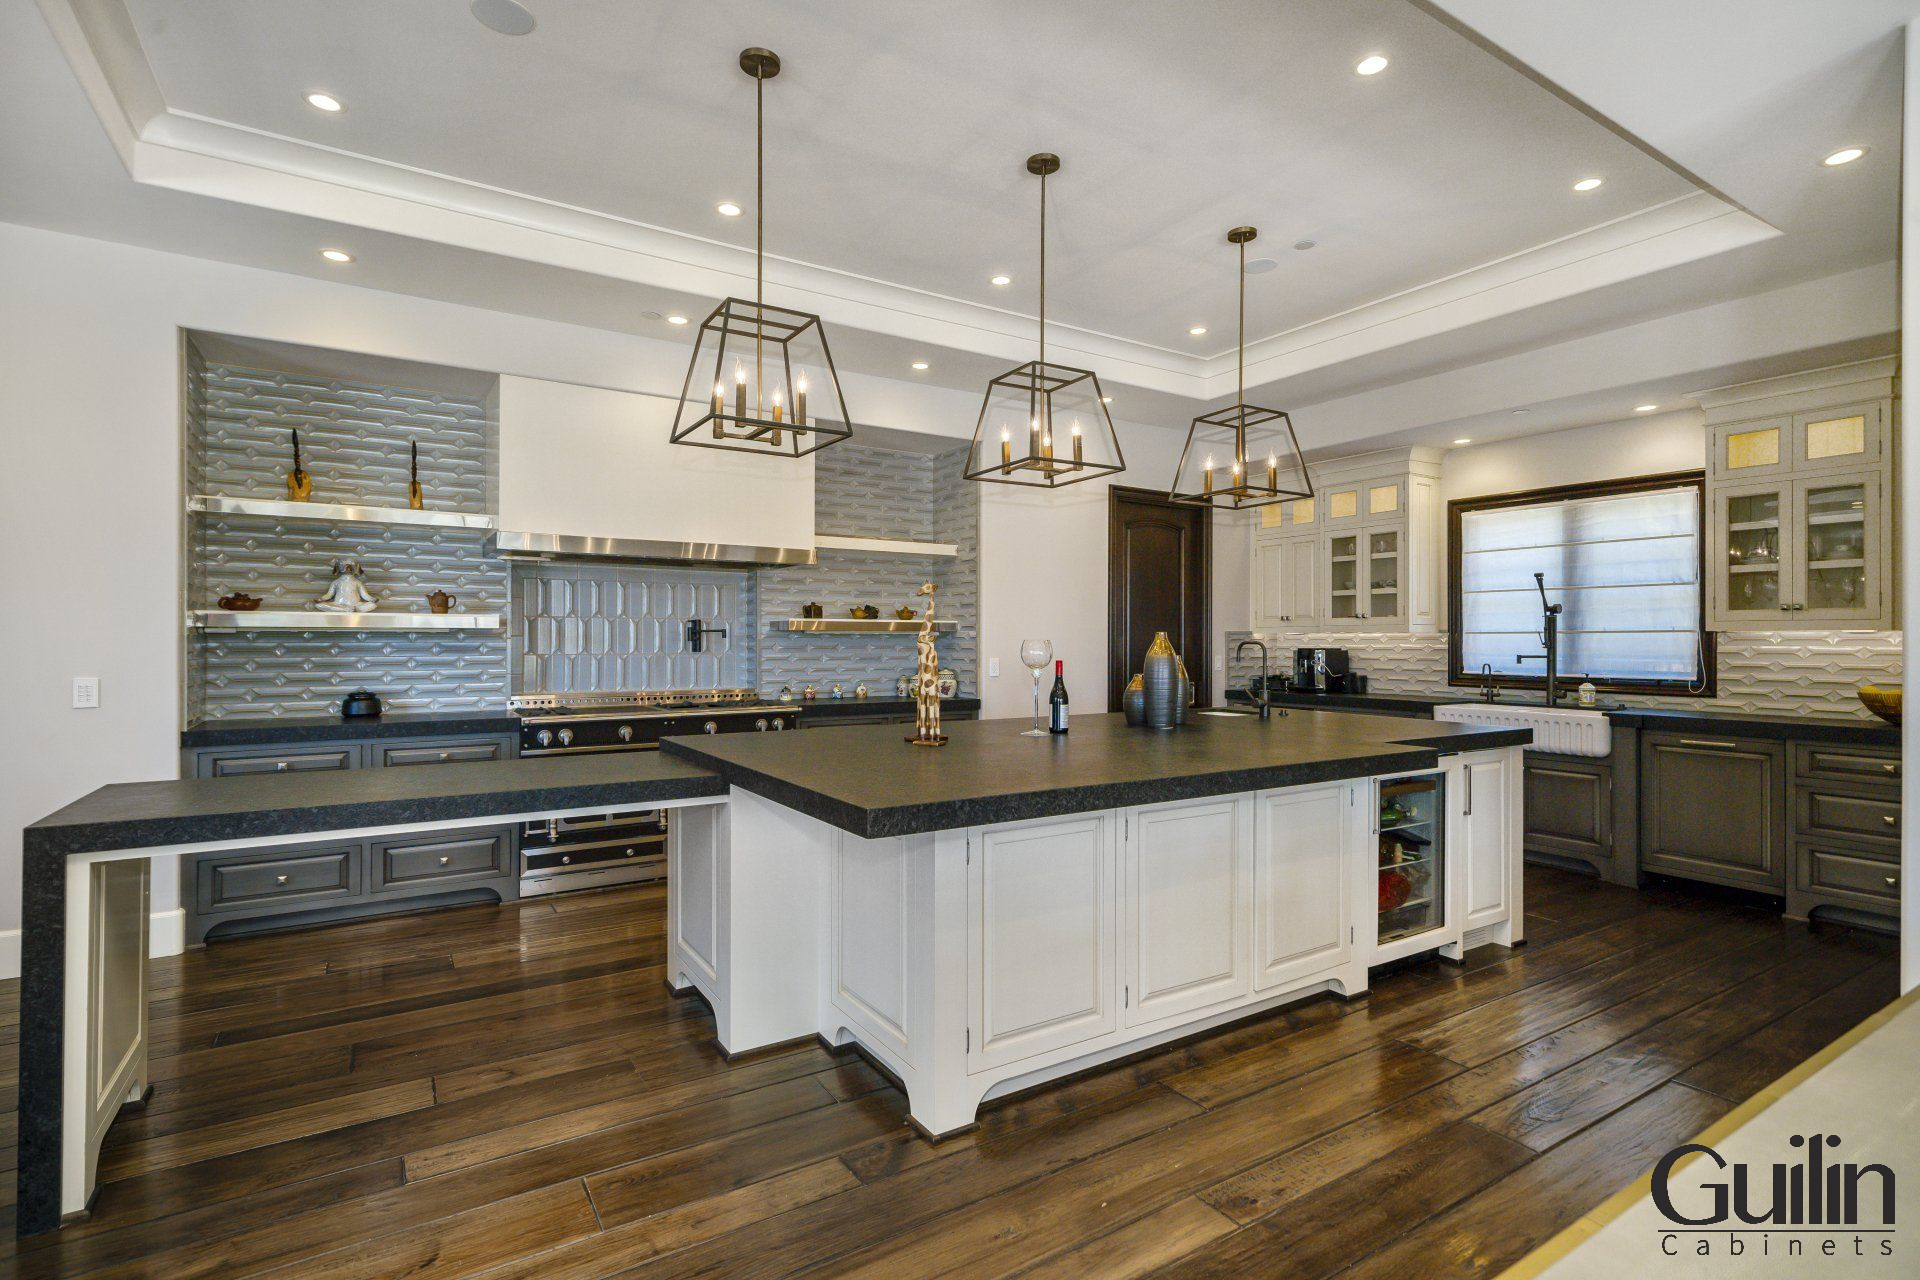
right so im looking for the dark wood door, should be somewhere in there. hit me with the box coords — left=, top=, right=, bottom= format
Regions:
left=1108, top=487, right=1210, bottom=709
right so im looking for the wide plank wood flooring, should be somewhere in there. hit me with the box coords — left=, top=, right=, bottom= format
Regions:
left=0, top=865, right=1897, bottom=1278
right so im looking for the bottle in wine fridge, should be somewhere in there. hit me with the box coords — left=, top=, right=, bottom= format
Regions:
left=1048, top=660, right=1069, bottom=733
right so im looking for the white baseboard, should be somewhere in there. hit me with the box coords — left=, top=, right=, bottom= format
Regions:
left=0, top=908, right=186, bottom=981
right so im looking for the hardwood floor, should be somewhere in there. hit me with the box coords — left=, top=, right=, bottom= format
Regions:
left=0, top=866, right=1897, bottom=1279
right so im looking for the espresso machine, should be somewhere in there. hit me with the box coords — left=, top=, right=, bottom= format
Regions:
left=1291, top=647, right=1351, bottom=693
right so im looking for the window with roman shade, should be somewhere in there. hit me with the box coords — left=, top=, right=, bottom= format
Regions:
left=1449, top=474, right=1711, bottom=695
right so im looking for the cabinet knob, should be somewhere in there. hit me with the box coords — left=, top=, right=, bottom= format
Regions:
left=438, top=752, right=450, bottom=761
left=276, top=761, right=290, bottom=772
left=438, top=855, right=452, bottom=865
left=274, top=874, right=289, bottom=885
left=1884, top=763, right=1899, bottom=775
left=1886, top=875, right=1899, bottom=887
left=1883, top=814, right=1898, bottom=827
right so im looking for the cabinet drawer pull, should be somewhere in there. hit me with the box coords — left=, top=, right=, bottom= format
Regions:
left=275, top=874, right=289, bottom=885
left=1885, top=763, right=1900, bottom=775
left=439, top=752, right=450, bottom=761
left=1883, top=814, right=1899, bottom=827
left=1680, top=739, right=1740, bottom=750
left=1886, top=875, right=1899, bottom=887
left=276, top=761, right=290, bottom=772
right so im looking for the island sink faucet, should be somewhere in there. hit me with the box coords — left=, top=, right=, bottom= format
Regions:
left=1235, top=639, right=1277, bottom=719
left=1514, top=572, right=1564, bottom=705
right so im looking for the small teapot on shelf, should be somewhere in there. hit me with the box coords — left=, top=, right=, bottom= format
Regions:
left=425, top=589, right=458, bottom=614
left=801, top=602, right=824, bottom=619
left=895, top=605, right=918, bottom=620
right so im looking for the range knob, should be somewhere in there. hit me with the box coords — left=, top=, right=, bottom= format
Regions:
left=557, top=728, right=574, bottom=746
left=535, top=729, right=553, bottom=748
left=754, top=718, right=769, bottom=731
left=617, top=724, right=633, bottom=742
left=703, top=720, right=720, bottom=734
left=771, top=719, right=786, bottom=730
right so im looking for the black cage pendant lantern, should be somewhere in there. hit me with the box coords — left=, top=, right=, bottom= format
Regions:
left=1169, top=227, right=1311, bottom=509
left=963, top=154, right=1125, bottom=488
left=670, top=48, right=853, bottom=457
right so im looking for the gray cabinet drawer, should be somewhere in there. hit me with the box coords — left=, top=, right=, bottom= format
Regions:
left=1798, top=841, right=1900, bottom=907
left=1794, top=744, right=1900, bottom=786
left=1796, top=787, right=1900, bottom=844
left=1639, top=733, right=1787, bottom=892
left=371, top=829, right=511, bottom=891
left=199, top=746, right=358, bottom=777
left=372, top=736, right=509, bottom=768
left=197, top=843, right=360, bottom=913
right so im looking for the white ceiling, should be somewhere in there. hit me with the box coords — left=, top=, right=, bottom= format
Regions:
left=3, top=0, right=1905, bottom=453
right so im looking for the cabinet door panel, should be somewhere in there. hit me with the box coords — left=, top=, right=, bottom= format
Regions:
left=1639, top=735, right=1786, bottom=891
left=1253, top=537, right=1286, bottom=629
left=1523, top=758, right=1612, bottom=863
left=1125, top=799, right=1248, bottom=1026
left=1253, top=784, right=1351, bottom=990
left=1791, top=469, right=1885, bottom=625
left=1710, top=479, right=1789, bottom=627
left=1462, top=757, right=1512, bottom=932
left=969, top=814, right=1117, bottom=1070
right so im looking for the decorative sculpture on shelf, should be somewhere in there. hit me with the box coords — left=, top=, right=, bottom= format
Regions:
left=310, top=559, right=377, bottom=613
left=408, top=440, right=425, bottom=510
left=906, top=581, right=948, bottom=747
left=285, top=428, right=312, bottom=501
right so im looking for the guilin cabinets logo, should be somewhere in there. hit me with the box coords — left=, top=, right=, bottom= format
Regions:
left=1652, top=1133, right=1897, bottom=1261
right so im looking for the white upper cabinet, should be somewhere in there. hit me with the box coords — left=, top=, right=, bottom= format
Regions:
left=495, top=375, right=814, bottom=552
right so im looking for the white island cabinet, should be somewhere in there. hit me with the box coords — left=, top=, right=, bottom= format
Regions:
left=666, top=726, right=1524, bottom=1138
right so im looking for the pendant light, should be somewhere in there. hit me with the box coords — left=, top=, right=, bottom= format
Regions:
left=670, top=48, right=852, bottom=457
left=1169, top=227, right=1311, bottom=508
left=964, top=154, right=1125, bottom=488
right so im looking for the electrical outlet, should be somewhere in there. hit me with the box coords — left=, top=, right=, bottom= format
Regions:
left=988, top=658, right=1000, bottom=678
left=1213, top=656, right=1224, bottom=671
left=72, top=676, right=100, bottom=709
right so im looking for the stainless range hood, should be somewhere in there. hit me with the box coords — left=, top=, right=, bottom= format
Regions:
left=491, top=530, right=816, bottom=569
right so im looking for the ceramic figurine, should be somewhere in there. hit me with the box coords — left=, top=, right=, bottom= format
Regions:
left=907, top=582, right=948, bottom=746
left=896, top=674, right=912, bottom=698
left=285, top=429, right=312, bottom=501
left=854, top=681, right=869, bottom=700
left=777, top=686, right=795, bottom=703
left=802, top=684, right=818, bottom=701
left=310, top=559, right=377, bottom=613
left=830, top=683, right=845, bottom=699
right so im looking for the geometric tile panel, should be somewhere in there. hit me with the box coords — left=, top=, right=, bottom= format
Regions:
left=1225, top=626, right=1903, bottom=718
left=512, top=562, right=756, bottom=693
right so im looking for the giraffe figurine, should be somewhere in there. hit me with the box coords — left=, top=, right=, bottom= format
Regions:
left=906, top=581, right=948, bottom=747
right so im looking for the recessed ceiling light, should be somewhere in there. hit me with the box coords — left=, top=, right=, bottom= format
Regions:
left=1635, top=404, right=1658, bottom=413
left=470, top=0, right=537, bottom=37
left=1823, top=147, right=1867, bottom=167
left=990, top=274, right=1012, bottom=286
left=1244, top=257, right=1279, bottom=275
left=1293, top=240, right=1316, bottom=251
left=1188, top=326, right=1208, bottom=336
left=1511, top=409, right=1531, bottom=416
left=319, top=249, right=353, bottom=263
left=911, top=361, right=929, bottom=371
left=716, top=202, right=743, bottom=217
left=1573, top=177, right=1604, bottom=192
left=1453, top=438, right=1472, bottom=445
left=666, top=314, right=689, bottom=325
left=305, top=92, right=343, bottom=113
left=1355, top=55, right=1389, bottom=76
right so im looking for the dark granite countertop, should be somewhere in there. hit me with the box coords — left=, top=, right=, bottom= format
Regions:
left=24, top=753, right=726, bottom=858
left=661, top=709, right=1529, bottom=839
left=798, top=697, right=981, bottom=720
left=181, top=709, right=521, bottom=748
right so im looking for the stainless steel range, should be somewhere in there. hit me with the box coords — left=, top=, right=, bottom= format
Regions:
left=509, top=688, right=798, bottom=896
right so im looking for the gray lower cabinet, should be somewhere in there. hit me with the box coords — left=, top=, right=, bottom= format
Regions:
left=186, top=733, right=513, bottom=778
left=1523, top=755, right=1612, bottom=873
left=371, top=737, right=511, bottom=767
left=196, top=840, right=362, bottom=916
left=1638, top=732, right=1789, bottom=893
left=196, top=745, right=360, bottom=777
left=1786, top=743, right=1900, bottom=924
left=371, top=829, right=513, bottom=891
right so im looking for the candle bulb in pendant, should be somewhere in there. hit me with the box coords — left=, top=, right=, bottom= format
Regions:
left=712, top=381, right=726, bottom=418
left=734, top=363, right=748, bottom=419
left=1042, top=431, right=1053, bottom=462
left=1231, top=459, right=1242, bottom=492
left=1000, top=427, right=1012, bottom=474
left=1071, top=421, right=1084, bottom=468
left=794, top=375, right=808, bottom=430
left=1028, top=416, right=1041, bottom=461
left=1203, top=455, right=1215, bottom=495
left=1266, top=454, right=1278, bottom=492
left=771, top=388, right=784, bottom=423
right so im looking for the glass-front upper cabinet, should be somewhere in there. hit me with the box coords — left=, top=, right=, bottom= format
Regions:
left=1711, top=400, right=1888, bottom=479
left=1712, top=470, right=1887, bottom=627
left=1324, top=525, right=1403, bottom=626
left=1364, top=527, right=1403, bottom=624
left=1716, top=482, right=1785, bottom=621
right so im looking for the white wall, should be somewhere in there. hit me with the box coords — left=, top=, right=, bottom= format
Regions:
left=1438, top=409, right=1706, bottom=509
left=0, top=220, right=1203, bottom=967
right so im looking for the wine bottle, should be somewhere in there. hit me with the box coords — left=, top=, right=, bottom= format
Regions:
left=1048, top=659, right=1069, bottom=734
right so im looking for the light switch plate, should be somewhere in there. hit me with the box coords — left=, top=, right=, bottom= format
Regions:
left=73, top=676, right=100, bottom=709
left=988, top=658, right=1000, bottom=678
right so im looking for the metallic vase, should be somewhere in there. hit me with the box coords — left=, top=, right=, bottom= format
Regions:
left=1123, top=674, right=1146, bottom=726
left=1142, top=631, right=1179, bottom=729
left=1173, top=655, right=1193, bottom=726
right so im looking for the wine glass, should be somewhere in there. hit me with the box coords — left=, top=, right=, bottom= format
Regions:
left=1019, top=639, right=1054, bottom=737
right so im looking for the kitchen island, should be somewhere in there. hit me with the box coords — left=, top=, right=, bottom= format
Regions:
left=661, top=709, right=1529, bottom=1137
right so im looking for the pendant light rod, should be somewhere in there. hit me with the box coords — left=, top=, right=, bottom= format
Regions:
left=739, top=48, right=780, bottom=312
left=1027, top=153, right=1059, bottom=370
left=1228, top=225, right=1256, bottom=422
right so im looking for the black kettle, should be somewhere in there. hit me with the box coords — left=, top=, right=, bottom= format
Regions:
left=340, top=690, right=383, bottom=718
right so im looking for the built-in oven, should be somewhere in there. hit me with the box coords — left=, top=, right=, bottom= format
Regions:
left=519, top=809, right=667, bottom=897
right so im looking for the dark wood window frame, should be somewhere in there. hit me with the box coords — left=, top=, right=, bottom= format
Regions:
left=1447, top=470, right=1717, bottom=699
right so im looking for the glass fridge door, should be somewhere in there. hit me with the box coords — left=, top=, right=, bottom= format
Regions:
left=1378, top=774, right=1444, bottom=944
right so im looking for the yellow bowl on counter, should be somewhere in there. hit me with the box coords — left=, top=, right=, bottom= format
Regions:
left=1858, top=685, right=1901, bottom=724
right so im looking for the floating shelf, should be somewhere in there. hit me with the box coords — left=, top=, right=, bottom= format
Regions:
left=192, top=610, right=503, bottom=632
left=189, top=495, right=496, bottom=531
left=768, top=618, right=958, bottom=634
left=813, top=534, right=959, bottom=558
